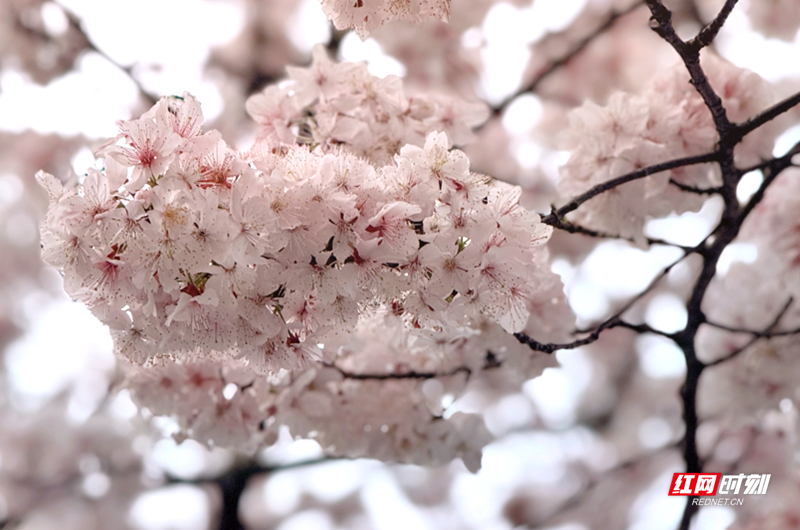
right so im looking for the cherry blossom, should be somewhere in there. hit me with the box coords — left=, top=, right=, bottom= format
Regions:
left=558, top=52, right=778, bottom=241
left=246, top=44, right=489, bottom=165
left=320, top=0, right=451, bottom=40
left=38, top=87, right=568, bottom=469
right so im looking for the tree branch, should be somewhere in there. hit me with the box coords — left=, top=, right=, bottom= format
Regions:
left=325, top=26, right=347, bottom=56
left=514, top=316, right=675, bottom=353
left=735, top=89, right=800, bottom=140
left=324, top=351, right=503, bottom=381
left=644, top=0, right=732, bottom=136
left=513, top=4, right=794, bottom=529
left=325, top=363, right=472, bottom=380
left=669, top=179, right=722, bottom=195
left=688, top=0, right=738, bottom=51
left=541, top=150, right=720, bottom=223
left=545, top=251, right=692, bottom=361
left=544, top=211, right=698, bottom=251
left=632, top=10, right=742, bottom=528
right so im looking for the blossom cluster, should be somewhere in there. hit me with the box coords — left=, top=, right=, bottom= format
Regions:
left=320, top=0, right=451, bottom=40
left=38, top=90, right=554, bottom=376
left=123, top=307, right=560, bottom=466
left=246, top=44, right=488, bottom=165
left=558, top=53, right=777, bottom=241
left=124, top=355, right=495, bottom=469
left=34, top=30, right=577, bottom=468
left=124, top=284, right=574, bottom=454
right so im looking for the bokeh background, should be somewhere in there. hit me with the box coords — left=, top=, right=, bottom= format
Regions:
left=2, top=0, right=800, bottom=528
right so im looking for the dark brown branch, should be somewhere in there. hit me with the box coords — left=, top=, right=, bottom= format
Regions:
left=610, top=320, right=676, bottom=337
left=546, top=217, right=622, bottom=239
left=739, top=141, right=800, bottom=178
left=710, top=325, right=800, bottom=341
left=671, top=186, right=737, bottom=529
left=735, top=89, right=800, bottom=140
left=167, top=457, right=333, bottom=530
left=326, top=363, right=472, bottom=380
left=667, top=141, right=792, bottom=528
left=544, top=211, right=698, bottom=251
left=737, top=145, right=797, bottom=221
left=513, top=323, right=613, bottom=353
left=514, top=316, right=674, bottom=353
left=520, top=4, right=792, bottom=529
left=669, top=179, right=722, bottom=195
left=542, top=151, right=720, bottom=223
left=324, top=351, right=503, bottom=381
left=325, top=26, right=347, bottom=55
left=688, top=0, right=738, bottom=51
left=644, top=0, right=732, bottom=136
left=636, top=9, right=742, bottom=528
left=571, top=253, right=691, bottom=342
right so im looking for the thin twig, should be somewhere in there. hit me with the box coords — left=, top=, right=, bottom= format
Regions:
left=492, top=1, right=642, bottom=115
left=324, top=351, right=503, bottom=381
left=325, top=363, right=472, bottom=380
left=705, top=298, right=795, bottom=367
left=704, top=297, right=794, bottom=338
left=544, top=212, right=698, bottom=251
left=514, top=316, right=676, bottom=353
left=530, top=443, right=679, bottom=529
left=57, top=2, right=159, bottom=106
